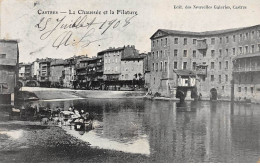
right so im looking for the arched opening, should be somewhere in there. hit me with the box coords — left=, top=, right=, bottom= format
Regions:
left=17, top=81, right=23, bottom=88
left=210, top=88, right=218, bottom=101
left=176, top=90, right=186, bottom=102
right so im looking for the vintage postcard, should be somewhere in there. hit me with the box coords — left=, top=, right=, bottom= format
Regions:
left=0, top=0, right=260, bottom=163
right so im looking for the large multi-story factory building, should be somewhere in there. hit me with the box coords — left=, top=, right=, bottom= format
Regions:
left=149, top=25, right=260, bottom=100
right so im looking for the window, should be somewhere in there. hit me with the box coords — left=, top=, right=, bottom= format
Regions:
left=183, top=50, right=187, bottom=57
left=152, top=41, right=155, bottom=47
left=225, top=75, right=228, bottom=82
left=240, top=34, right=243, bottom=41
left=0, top=54, right=6, bottom=59
left=152, top=52, right=155, bottom=59
left=226, top=49, right=228, bottom=55
left=165, top=38, right=168, bottom=45
left=160, top=61, right=163, bottom=71
left=219, top=75, right=221, bottom=83
left=184, top=38, right=187, bottom=45
left=157, top=40, right=159, bottom=46
left=251, top=45, right=255, bottom=53
left=157, top=51, right=159, bottom=58
left=222, top=86, right=225, bottom=91
left=219, top=49, right=222, bottom=56
left=245, top=87, right=247, bottom=93
left=245, top=46, right=249, bottom=53
left=245, top=33, right=249, bottom=40
left=174, top=49, right=178, bottom=56
left=211, top=38, right=215, bottom=44
left=233, top=48, right=236, bottom=55
left=193, top=50, right=196, bottom=57
left=152, top=63, right=155, bottom=71
left=219, top=62, right=222, bottom=70
left=233, top=35, right=236, bottom=42
left=183, top=62, right=187, bottom=69
left=226, top=36, right=229, bottom=43
left=160, top=50, right=163, bottom=58
left=220, top=37, right=222, bottom=43
left=211, top=62, right=214, bottom=69
left=238, top=87, right=241, bottom=92
left=239, top=47, right=243, bottom=54
left=174, top=38, right=178, bottom=44
left=251, top=87, right=254, bottom=93
left=225, top=61, right=229, bottom=69
left=252, top=31, right=255, bottom=39
left=154, top=77, right=155, bottom=84
left=211, top=50, right=215, bottom=57
left=202, top=51, right=206, bottom=57
left=164, top=62, right=167, bottom=72
left=211, top=75, right=214, bottom=81
left=192, top=62, right=196, bottom=70
left=156, top=63, right=158, bottom=71
left=161, top=39, right=163, bottom=46
left=174, top=62, right=178, bottom=69
left=193, top=39, right=197, bottom=44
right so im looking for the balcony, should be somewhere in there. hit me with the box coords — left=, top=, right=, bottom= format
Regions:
left=197, top=39, right=208, bottom=50
left=195, top=64, right=208, bottom=76
left=233, top=66, right=260, bottom=72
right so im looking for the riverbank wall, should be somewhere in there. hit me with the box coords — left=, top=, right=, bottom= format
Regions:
left=21, top=87, right=145, bottom=100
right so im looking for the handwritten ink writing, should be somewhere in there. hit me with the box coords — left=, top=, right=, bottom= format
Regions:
left=35, top=14, right=138, bottom=49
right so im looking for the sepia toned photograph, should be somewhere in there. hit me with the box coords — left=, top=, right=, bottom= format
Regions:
left=0, top=0, right=260, bottom=163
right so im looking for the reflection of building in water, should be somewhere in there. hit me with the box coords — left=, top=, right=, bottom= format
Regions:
left=98, top=100, right=147, bottom=143
left=144, top=101, right=233, bottom=162
left=230, top=104, right=260, bottom=162
left=0, top=40, right=19, bottom=105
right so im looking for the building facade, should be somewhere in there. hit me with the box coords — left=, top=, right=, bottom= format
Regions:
left=38, top=58, right=52, bottom=87
left=149, top=25, right=260, bottom=100
left=233, top=53, right=260, bottom=103
left=101, top=45, right=139, bottom=81
left=0, top=40, right=19, bottom=105
left=63, top=58, right=77, bottom=88
left=50, top=59, right=65, bottom=87
left=120, top=56, right=145, bottom=81
left=19, top=63, right=32, bottom=80
left=31, top=59, right=40, bottom=80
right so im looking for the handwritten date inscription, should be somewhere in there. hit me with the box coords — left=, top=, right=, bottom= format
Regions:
left=35, top=15, right=137, bottom=49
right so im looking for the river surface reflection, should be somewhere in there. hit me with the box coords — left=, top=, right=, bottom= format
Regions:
left=18, top=99, right=260, bottom=162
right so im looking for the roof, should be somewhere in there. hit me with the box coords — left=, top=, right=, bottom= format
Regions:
left=121, top=55, right=145, bottom=61
left=151, top=24, right=260, bottom=39
left=0, top=39, right=19, bottom=43
left=80, top=56, right=101, bottom=62
left=50, top=59, right=65, bottom=66
left=98, top=47, right=124, bottom=54
left=173, top=70, right=196, bottom=76
left=233, top=52, right=260, bottom=61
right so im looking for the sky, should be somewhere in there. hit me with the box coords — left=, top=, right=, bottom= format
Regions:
left=1, top=0, right=260, bottom=63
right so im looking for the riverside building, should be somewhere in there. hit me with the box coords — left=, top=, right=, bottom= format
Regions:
left=0, top=40, right=19, bottom=105
left=149, top=24, right=260, bottom=100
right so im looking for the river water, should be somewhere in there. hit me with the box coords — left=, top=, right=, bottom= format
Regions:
left=15, top=98, right=260, bottom=162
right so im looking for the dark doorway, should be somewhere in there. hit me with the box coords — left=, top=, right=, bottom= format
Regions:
left=210, top=88, right=217, bottom=101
